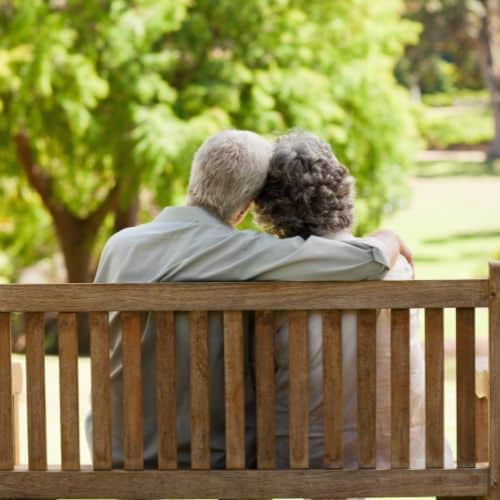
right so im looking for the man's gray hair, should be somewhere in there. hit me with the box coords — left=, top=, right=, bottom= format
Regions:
left=188, top=130, right=272, bottom=222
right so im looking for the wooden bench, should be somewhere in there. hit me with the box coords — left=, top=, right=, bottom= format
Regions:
left=0, top=262, right=499, bottom=499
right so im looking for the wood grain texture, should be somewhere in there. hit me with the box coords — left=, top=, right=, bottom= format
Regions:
left=255, top=311, right=276, bottom=469
left=357, top=309, right=377, bottom=469
left=425, top=308, right=444, bottom=469
left=391, top=309, right=410, bottom=469
left=155, top=311, right=177, bottom=470
left=0, top=280, right=489, bottom=311
left=122, top=312, right=144, bottom=470
left=322, top=310, right=343, bottom=468
left=0, top=312, right=13, bottom=470
left=89, top=312, right=112, bottom=470
left=58, top=313, right=80, bottom=471
left=456, top=307, right=476, bottom=467
left=189, top=311, right=210, bottom=470
left=489, top=262, right=500, bottom=498
left=25, top=312, right=47, bottom=471
left=223, top=311, right=245, bottom=469
left=288, top=310, right=309, bottom=469
left=0, top=468, right=488, bottom=498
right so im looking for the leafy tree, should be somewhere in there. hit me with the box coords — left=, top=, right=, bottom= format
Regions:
left=0, top=0, right=419, bottom=284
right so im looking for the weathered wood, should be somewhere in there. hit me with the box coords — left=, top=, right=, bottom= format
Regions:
left=0, top=312, right=13, bottom=470
left=425, top=308, right=444, bottom=468
left=223, top=311, right=245, bottom=469
left=255, top=311, right=276, bottom=469
left=122, top=312, right=144, bottom=470
left=288, top=310, right=309, bottom=469
left=322, top=310, right=342, bottom=468
left=89, top=312, right=112, bottom=470
left=58, top=313, right=80, bottom=471
left=25, top=312, right=47, bottom=471
left=358, top=309, right=377, bottom=469
left=391, top=309, right=410, bottom=469
left=155, top=311, right=177, bottom=470
left=489, top=262, right=500, bottom=499
left=0, top=280, right=489, bottom=312
left=456, top=308, right=476, bottom=468
left=189, top=311, right=210, bottom=470
left=0, top=468, right=488, bottom=498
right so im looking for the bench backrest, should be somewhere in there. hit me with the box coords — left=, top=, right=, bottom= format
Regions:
left=0, top=262, right=498, bottom=499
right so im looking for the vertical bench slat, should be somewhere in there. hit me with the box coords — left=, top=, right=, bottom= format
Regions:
left=391, top=309, right=410, bottom=469
left=425, top=308, right=444, bottom=468
left=358, top=309, right=377, bottom=469
left=189, top=311, right=210, bottom=469
left=25, top=312, right=47, bottom=470
left=323, top=310, right=342, bottom=468
left=156, top=311, right=177, bottom=470
left=288, top=310, right=309, bottom=469
left=90, top=311, right=112, bottom=470
left=255, top=311, right=276, bottom=469
left=0, top=312, right=13, bottom=470
left=489, top=262, right=500, bottom=498
left=58, top=312, right=80, bottom=471
left=456, top=307, right=475, bottom=467
left=122, top=312, right=144, bottom=470
left=224, top=311, right=245, bottom=469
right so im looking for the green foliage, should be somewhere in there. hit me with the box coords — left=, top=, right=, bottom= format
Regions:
left=417, top=95, right=493, bottom=149
left=0, top=0, right=419, bottom=280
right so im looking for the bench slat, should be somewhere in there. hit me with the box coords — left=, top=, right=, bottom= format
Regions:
left=322, top=310, right=342, bottom=468
left=0, top=280, right=489, bottom=311
left=58, top=313, right=80, bottom=471
left=0, top=468, right=489, bottom=499
left=189, top=311, right=210, bottom=469
left=358, top=309, right=377, bottom=469
left=122, top=312, right=144, bottom=470
left=456, top=307, right=476, bottom=467
left=25, top=312, right=47, bottom=471
left=0, top=312, right=13, bottom=470
left=255, top=311, right=276, bottom=469
left=391, top=309, right=410, bottom=468
left=156, top=312, right=177, bottom=469
left=425, top=308, right=444, bottom=468
left=288, top=310, right=309, bottom=468
left=224, top=311, right=245, bottom=469
left=90, top=312, right=112, bottom=470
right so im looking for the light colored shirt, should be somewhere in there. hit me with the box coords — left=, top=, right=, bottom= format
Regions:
left=85, top=206, right=389, bottom=468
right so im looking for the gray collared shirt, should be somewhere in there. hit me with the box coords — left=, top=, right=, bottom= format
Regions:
left=85, top=206, right=389, bottom=468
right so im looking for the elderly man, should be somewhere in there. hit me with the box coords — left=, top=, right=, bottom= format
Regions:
left=85, top=129, right=410, bottom=469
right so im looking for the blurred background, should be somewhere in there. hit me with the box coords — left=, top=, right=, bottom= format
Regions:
left=1, top=0, right=499, bottom=485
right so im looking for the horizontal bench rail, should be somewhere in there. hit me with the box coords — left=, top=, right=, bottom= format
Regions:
left=0, top=280, right=490, bottom=311
left=0, top=468, right=489, bottom=498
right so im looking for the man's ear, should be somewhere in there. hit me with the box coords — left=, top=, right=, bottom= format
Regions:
left=230, top=202, right=252, bottom=227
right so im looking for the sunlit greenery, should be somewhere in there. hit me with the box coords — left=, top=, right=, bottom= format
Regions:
left=0, top=0, right=419, bottom=282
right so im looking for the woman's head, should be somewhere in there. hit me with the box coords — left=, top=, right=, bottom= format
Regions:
left=254, top=131, right=355, bottom=239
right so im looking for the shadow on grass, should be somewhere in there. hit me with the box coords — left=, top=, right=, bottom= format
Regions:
left=416, top=160, right=500, bottom=178
left=424, top=229, right=500, bottom=245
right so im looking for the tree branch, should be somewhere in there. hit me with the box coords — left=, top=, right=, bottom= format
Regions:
left=86, top=180, right=122, bottom=232
left=13, top=130, right=66, bottom=218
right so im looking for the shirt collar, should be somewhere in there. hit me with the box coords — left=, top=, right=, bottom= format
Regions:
left=155, top=205, right=231, bottom=227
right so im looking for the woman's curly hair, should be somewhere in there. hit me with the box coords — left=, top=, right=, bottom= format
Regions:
left=254, top=131, right=355, bottom=239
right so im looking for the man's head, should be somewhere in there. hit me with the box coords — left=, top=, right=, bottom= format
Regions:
left=187, top=130, right=272, bottom=225
left=254, top=131, right=355, bottom=238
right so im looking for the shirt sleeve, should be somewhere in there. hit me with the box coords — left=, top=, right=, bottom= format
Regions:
left=172, top=230, right=390, bottom=282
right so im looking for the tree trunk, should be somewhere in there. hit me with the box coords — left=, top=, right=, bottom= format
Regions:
left=114, top=194, right=139, bottom=233
left=477, top=0, right=500, bottom=160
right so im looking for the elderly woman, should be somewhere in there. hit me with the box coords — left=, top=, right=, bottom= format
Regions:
left=254, top=131, right=431, bottom=469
